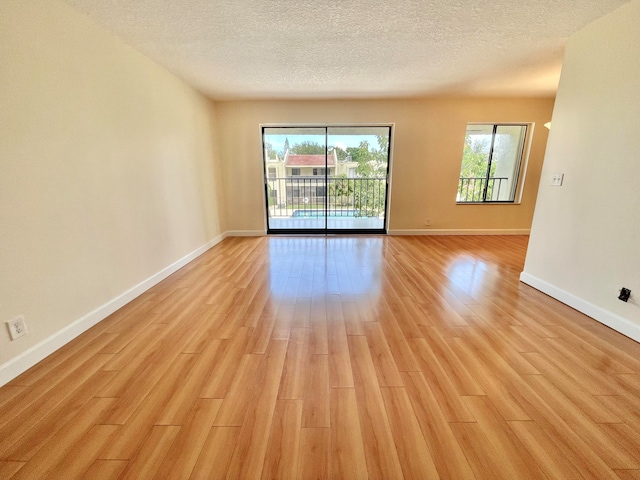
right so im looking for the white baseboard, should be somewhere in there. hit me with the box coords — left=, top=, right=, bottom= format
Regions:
left=227, top=228, right=529, bottom=237
left=0, top=233, right=228, bottom=387
left=519, top=272, right=640, bottom=343
left=389, top=228, right=530, bottom=236
left=226, top=230, right=265, bottom=237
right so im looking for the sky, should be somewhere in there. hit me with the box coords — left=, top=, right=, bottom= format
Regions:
left=263, top=126, right=390, bottom=154
left=264, top=133, right=383, bottom=153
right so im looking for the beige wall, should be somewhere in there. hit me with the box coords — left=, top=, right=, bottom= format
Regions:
left=522, top=0, right=640, bottom=339
left=0, top=0, right=555, bottom=379
left=0, top=0, right=226, bottom=368
left=216, top=97, right=554, bottom=233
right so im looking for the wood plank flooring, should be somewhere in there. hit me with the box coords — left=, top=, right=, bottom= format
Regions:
left=2, top=235, right=640, bottom=479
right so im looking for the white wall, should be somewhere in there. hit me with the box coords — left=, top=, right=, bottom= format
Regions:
left=0, top=0, right=227, bottom=382
left=521, top=0, right=640, bottom=340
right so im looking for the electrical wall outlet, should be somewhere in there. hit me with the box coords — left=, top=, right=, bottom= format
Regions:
left=619, top=288, right=632, bottom=302
left=425, top=218, right=432, bottom=226
left=6, top=316, right=28, bottom=341
left=551, top=174, right=564, bottom=186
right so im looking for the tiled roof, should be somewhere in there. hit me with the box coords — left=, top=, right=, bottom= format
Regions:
left=286, top=154, right=335, bottom=167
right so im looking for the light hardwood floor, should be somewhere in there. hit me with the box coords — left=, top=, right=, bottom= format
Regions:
left=2, top=235, right=640, bottom=479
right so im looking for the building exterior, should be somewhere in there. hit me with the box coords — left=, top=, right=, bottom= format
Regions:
left=264, top=149, right=359, bottom=209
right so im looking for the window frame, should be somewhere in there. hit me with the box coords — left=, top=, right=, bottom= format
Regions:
left=456, top=122, right=532, bottom=205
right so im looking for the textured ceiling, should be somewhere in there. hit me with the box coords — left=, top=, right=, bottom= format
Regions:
left=63, top=0, right=629, bottom=100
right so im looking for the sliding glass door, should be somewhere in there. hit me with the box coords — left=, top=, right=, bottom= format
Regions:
left=262, top=125, right=391, bottom=234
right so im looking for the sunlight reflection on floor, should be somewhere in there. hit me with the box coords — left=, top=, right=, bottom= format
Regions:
left=266, top=236, right=385, bottom=300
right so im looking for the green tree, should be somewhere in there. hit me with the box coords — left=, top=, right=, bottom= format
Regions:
left=328, top=174, right=354, bottom=207
left=460, top=136, right=490, bottom=179
left=376, top=134, right=389, bottom=157
left=346, top=141, right=371, bottom=168
left=459, top=136, right=493, bottom=201
left=346, top=140, right=387, bottom=179
left=284, top=138, right=290, bottom=154
left=343, top=140, right=388, bottom=217
left=290, top=141, right=325, bottom=155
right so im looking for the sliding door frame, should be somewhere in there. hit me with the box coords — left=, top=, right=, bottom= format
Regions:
left=261, top=124, right=393, bottom=235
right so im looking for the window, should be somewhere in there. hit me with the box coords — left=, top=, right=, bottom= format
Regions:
left=316, top=186, right=326, bottom=197
left=268, top=167, right=276, bottom=179
left=313, top=168, right=327, bottom=176
left=457, top=124, right=528, bottom=203
left=291, top=168, right=301, bottom=176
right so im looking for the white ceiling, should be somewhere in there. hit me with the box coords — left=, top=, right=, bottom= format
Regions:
left=63, top=0, right=629, bottom=100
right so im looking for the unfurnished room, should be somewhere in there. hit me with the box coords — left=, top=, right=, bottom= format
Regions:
left=1, top=0, right=639, bottom=478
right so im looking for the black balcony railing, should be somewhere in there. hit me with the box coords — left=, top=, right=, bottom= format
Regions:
left=266, top=176, right=386, bottom=218
left=457, top=177, right=508, bottom=202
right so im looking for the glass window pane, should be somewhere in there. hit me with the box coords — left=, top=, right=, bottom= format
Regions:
left=263, top=127, right=326, bottom=230
left=458, top=124, right=493, bottom=202
left=263, top=125, right=391, bottom=232
left=327, top=126, right=390, bottom=230
left=492, top=125, right=526, bottom=201
left=457, top=124, right=527, bottom=203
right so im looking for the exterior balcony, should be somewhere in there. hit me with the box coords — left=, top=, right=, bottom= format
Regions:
left=266, top=176, right=387, bottom=230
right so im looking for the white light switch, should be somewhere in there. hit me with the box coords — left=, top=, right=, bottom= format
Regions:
left=551, top=174, right=564, bottom=186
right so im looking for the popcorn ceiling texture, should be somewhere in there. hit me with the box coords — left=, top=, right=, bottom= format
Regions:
left=63, top=0, right=630, bottom=99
